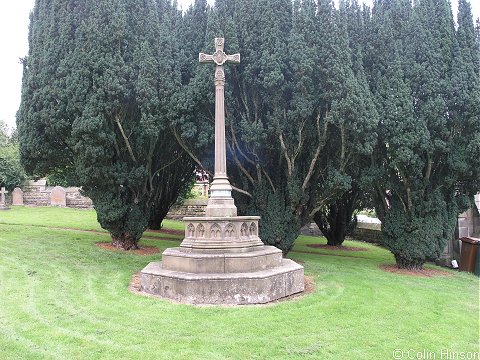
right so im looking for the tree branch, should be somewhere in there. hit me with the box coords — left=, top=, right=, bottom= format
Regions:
left=115, top=115, right=137, bottom=163
left=227, top=141, right=255, bottom=184
left=230, top=122, right=256, bottom=166
left=302, top=111, right=328, bottom=191
left=151, top=154, right=183, bottom=179
left=172, top=127, right=206, bottom=169
left=231, top=184, right=253, bottom=198
left=340, top=123, right=346, bottom=172
left=293, top=118, right=307, bottom=164
left=262, top=168, right=276, bottom=192
left=279, top=131, right=293, bottom=177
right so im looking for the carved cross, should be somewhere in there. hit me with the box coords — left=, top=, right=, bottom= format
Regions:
left=199, top=38, right=240, bottom=212
left=199, top=38, right=240, bottom=84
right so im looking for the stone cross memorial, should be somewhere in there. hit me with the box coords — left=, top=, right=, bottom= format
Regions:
left=199, top=38, right=240, bottom=217
left=140, top=38, right=304, bottom=304
left=0, top=187, right=10, bottom=210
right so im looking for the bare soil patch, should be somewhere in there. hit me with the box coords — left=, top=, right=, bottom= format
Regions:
left=307, top=244, right=367, bottom=252
left=379, top=264, right=452, bottom=278
left=96, top=242, right=160, bottom=256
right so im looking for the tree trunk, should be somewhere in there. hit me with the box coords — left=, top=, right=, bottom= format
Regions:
left=394, top=254, right=425, bottom=270
left=111, top=233, right=140, bottom=250
left=148, top=206, right=169, bottom=230
left=148, top=189, right=176, bottom=230
left=313, top=189, right=358, bottom=247
left=326, top=223, right=345, bottom=246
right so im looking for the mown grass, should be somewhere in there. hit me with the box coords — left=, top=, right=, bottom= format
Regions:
left=0, top=206, right=184, bottom=239
left=0, top=207, right=478, bottom=360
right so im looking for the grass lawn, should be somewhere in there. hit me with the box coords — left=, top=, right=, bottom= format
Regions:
left=0, top=207, right=478, bottom=359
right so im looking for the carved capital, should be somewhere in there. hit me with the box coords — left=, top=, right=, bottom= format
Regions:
left=215, top=67, right=225, bottom=83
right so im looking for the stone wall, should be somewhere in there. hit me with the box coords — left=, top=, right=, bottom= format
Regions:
left=64, top=188, right=93, bottom=208
left=300, top=221, right=382, bottom=244
left=351, top=223, right=382, bottom=244
left=22, top=183, right=50, bottom=206
left=167, top=199, right=208, bottom=219
left=457, top=207, right=480, bottom=239
left=9, top=181, right=93, bottom=209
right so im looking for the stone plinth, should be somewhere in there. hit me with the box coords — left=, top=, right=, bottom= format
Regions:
left=141, top=260, right=303, bottom=305
left=140, top=215, right=304, bottom=304
left=162, top=246, right=282, bottom=273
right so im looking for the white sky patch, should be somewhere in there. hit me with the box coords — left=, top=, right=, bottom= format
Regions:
left=0, top=0, right=478, bottom=132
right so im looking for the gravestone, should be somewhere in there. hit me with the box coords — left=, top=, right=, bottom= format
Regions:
left=141, top=38, right=304, bottom=304
left=50, top=186, right=66, bottom=207
left=0, top=187, right=10, bottom=210
left=12, top=188, right=24, bottom=206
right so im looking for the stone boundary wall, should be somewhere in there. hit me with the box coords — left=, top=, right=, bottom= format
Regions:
left=7, top=182, right=93, bottom=209
left=457, top=207, right=480, bottom=239
left=300, top=221, right=382, bottom=244
left=167, top=199, right=208, bottom=219
left=350, top=223, right=382, bottom=244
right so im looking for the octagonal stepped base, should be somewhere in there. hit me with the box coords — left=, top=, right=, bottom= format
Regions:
left=140, top=259, right=304, bottom=305
left=162, top=246, right=283, bottom=273
left=140, top=214, right=305, bottom=304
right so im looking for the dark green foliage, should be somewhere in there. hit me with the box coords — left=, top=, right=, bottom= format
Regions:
left=0, top=122, right=26, bottom=190
left=46, top=167, right=77, bottom=187
left=18, top=0, right=197, bottom=249
left=0, top=121, right=8, bottom=148
left=365, top=0, right=480, bottom=269
left=382, top=190, right=457, bottom=269
left=183, top=0, right=377, bottom=254
left=313, top=0, right=378, bottom=247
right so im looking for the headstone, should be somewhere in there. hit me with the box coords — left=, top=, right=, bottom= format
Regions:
left=12, top=188, right=24, bottom=206
left=50, top=186, right=66, bottom=207
left=0, top=187, right=10, bottom=210
left=140, top=38, right=304, bottom=305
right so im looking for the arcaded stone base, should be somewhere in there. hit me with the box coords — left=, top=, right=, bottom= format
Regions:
left=140, top=259, right=304, bottom=305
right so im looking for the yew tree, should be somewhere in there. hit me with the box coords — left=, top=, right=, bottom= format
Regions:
left=312, top=0, right=378, bottom=246
left=365, top=0, right=480, bottom=269
left=18, top=0, right=195, bottom=249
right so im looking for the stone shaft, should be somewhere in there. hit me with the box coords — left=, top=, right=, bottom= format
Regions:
left=199, top=38, right=240, bottom=215
left=215, top=68, right=226, bottom=179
